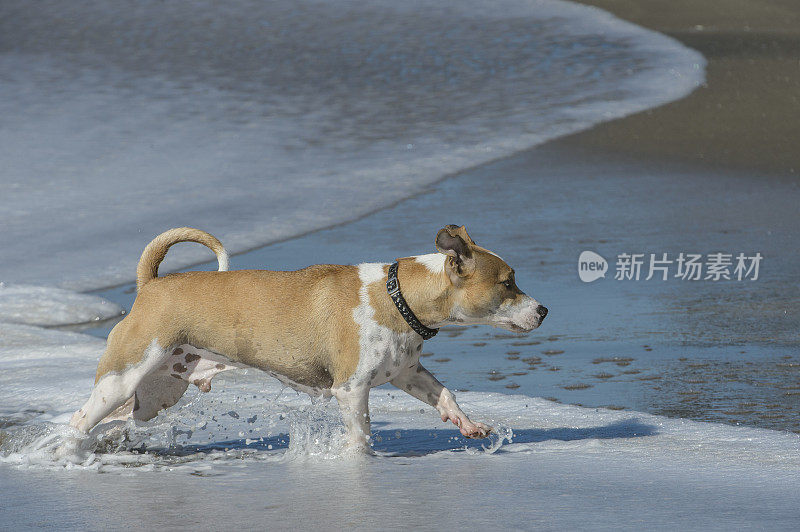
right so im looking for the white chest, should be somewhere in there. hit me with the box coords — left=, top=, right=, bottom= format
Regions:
left=354, top=321, right=423, bottom=387
left=348, top=262, right=425, bottom=389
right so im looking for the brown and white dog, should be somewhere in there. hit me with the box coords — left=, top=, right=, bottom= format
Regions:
left=70, top=225, right=547, bottom=448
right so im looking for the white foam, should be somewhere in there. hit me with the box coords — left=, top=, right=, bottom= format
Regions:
left=1, top=325, right=797, bottom=527
left=0, top=0, right=704, bottom=292
left=0, top=283, right=123, bottom=327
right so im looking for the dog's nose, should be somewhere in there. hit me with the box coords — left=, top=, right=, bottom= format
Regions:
left=537, top=305, right=548, bottom=319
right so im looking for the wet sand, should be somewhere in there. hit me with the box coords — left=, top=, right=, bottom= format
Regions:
left=569, top=0, right=800, bottom=174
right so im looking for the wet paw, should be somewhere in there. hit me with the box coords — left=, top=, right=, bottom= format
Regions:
left=460, top=421, right=492, bottom=439
left=442, top=413, right=492, bottom=439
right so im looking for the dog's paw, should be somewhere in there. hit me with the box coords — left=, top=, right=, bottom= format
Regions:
left=442, top=413, right=492, bottom=439
left=459, top=421, right=492, bottom=439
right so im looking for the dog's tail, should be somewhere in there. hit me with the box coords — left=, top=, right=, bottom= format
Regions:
left=136, top=227, right=229, bottom=291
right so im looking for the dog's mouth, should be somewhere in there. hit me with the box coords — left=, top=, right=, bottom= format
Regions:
left=489, top=297, right=546, bottom=334
left=496, top=320, right=536, bottom=333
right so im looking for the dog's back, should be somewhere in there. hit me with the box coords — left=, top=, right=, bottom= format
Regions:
left=99, top=266, right=362, bottom=389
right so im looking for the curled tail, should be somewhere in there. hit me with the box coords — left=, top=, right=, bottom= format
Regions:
left=136, top=227, right=229, bottom=291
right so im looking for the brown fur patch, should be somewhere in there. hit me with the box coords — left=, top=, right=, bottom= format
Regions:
left=444, top=246, right=523, bottom=321
left=97, top=266, right=363, bottom=387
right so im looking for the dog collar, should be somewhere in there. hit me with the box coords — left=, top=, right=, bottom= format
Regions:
left=386, top=262, right=439, bottom=340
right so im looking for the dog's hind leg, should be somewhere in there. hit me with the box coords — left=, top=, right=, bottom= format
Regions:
left=131, top=374, right=190, bottom=422
left=131, top=344, right=242, bottom=421
left=70, top=339, right=171, bottom=432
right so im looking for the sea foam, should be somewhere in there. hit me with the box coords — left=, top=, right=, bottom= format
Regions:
left=0, top=0, right=704, bottom=292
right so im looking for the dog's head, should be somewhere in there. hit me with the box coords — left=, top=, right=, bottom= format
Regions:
left=435, top=225, right=547, bottom=333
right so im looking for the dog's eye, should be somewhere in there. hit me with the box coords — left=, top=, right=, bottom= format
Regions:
left=502, top=280, right=513, bottom=290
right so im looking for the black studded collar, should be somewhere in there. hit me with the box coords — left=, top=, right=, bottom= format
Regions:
left=386, top=261, right=439, bottom=340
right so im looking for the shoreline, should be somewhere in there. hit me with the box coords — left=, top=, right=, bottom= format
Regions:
left=567, top=0, right=800, bottom=175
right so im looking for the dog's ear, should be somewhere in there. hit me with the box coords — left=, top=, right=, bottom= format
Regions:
left=435, top=225, right=475, bottom=278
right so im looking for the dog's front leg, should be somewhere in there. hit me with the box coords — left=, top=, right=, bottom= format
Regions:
left=331, top=386, right=372, bottom=450
left=391, top=364, right=491, bottom=438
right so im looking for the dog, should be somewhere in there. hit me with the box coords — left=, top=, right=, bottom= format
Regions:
left=70, top=225, right=547, bottom=448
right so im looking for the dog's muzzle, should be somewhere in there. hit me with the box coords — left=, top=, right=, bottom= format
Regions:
left=488, top=296, right=548, bottom=333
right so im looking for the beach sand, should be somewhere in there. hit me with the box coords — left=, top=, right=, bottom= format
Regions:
left=570, top=0, right=800, bottom=174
